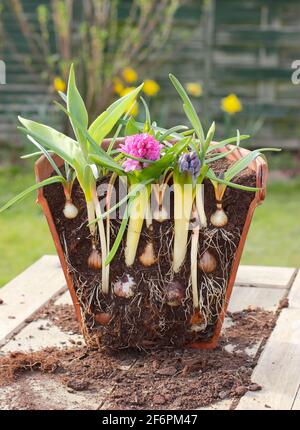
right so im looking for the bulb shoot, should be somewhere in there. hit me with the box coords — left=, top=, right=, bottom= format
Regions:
left=139, top=242, right=156, bottom=267
left=88, top=247, right=102, bottom=270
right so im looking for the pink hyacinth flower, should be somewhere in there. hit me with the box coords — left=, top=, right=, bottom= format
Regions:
left=119, top=133, right=163, bottom=172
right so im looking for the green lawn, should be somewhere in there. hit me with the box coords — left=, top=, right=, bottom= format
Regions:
left=0, top=164, right=299, bottom=287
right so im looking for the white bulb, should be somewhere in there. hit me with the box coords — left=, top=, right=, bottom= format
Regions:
left=63, top=202, right=79, bottom=219
left=210, top=208, right=228, bottom=227
left=113, top=274, right=136, bottom=299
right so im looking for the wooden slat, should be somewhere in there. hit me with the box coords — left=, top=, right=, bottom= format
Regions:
left=0, top=255, right=66, bottom=346
left=1, top=319, right=82, bottom=353
left=235, top=266, right=296, bottom=289
left=236, top=308, right=300, bottom=410
left=228, top=286, right=286, bottom=313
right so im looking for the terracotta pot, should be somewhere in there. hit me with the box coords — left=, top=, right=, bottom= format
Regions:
left=35, top=141, right=268, bottom=349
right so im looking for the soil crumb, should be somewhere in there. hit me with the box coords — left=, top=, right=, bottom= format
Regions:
left=0, top=309, right=275, bottom=410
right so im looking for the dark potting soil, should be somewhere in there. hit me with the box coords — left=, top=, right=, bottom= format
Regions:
left=0, top=308, right=273, bottom=409
left=43, top=159, right=256, bottom=349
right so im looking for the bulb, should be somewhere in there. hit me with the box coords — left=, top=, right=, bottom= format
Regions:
left=198, top=251, right=217, bottom=273
left=113, top=274, right=136, bottom=299
left=63, top=201, right=79, bottom=219
left=139, top=242, right=156, bottom=267
left=95, top=312, right=112, bottom=325
left=88, top=249, right=102, bottom=270
left=166, top=281, right=185, bottom=307
left=210, top=208, right=228, bottom=227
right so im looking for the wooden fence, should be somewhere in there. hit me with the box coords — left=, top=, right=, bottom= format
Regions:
left=0, top=0, right=299, bottom=150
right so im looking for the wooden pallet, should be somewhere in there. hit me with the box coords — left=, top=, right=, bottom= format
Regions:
left=0, top=255, right=299, bottom=410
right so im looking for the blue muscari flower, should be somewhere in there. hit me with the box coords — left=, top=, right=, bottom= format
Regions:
left=178, top=151, right=201, bottom=181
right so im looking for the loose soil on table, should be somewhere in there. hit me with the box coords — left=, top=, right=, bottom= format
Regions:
left=0, top=308, right=274, bottom=410
left=43, top=159, right=256, bottom=349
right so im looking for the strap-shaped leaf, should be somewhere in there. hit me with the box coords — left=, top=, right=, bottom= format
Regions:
left=140, top=96, right=151, bottom=130
left=206, top=169, right=259, bottom=192
left=0, top=176, right=64, bottom=213
left=203, top=122, right=215, bottom=154
left=207, top=135, right=249, bottom=153
left=224, top=148, right=280, bottom=182
left=67, top=64, right=89, bottom=151
left=88, top=84, right=144, bottom=145
left=169, top=74, right=205, bottom=145
left=26, top=135, right=63, bottom=178
left=18, top=117, right=82, bottom=167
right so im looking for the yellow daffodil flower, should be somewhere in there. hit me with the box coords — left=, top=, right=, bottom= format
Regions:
left=221, top=93, right=242, bottom=115
left=113, top=77, right=124, bottom=95
left=53, top=77, right=66, bottom=93
left=185, top=82, right=203, bottom=97
left=143, top=79, right=160, bottom=97
left=122, top=67, right=138, bottom=83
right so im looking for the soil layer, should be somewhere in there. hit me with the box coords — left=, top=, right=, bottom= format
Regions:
left=43, top=159, right=256, bottom=349
left=0, top=308, right=274, bottom=410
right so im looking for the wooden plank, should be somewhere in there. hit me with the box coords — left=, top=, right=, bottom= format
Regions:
left=288, top=271, right=300, bottom=310
left=236, top=308, right=300, bottom=410
left=1, top=319, right=83, bottom=354
left=0, top=255, right=66, bottom=346
left=235, top=266, right=296, bottom=289
left=0, top=374, right=110, bottom=410
left=228, top=286, right=286, bottom=313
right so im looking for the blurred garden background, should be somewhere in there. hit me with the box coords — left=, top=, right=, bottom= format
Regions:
left=0, top=0, right=300, bottom=286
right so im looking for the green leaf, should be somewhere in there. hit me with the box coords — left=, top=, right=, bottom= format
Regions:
left=88, top=84, right=144, bottom=145
left=140, top=96, right=151, bottom=130
left=67, top=64, right=89, bottom=151
left=125, top=117, right=140, bottom=136
left=224, top=148, right=280, bottom=182
left=158, top=125, right=189, bottom=143
left=58, top=91, right=67, bottom=103
left=26, top=135, right=63, bottom=178
left=105, top=203, right=130, bottom=266
left=21, top=151, right=48, bottom=159
left=169, top=74, right=205, bottom=145
left=53, top=101, right=124, bottom=174
left=207, top=135, right=249, bottom=153
left=204, top=121, right=215, bottom=155
left=0, top=176, right=65, bottom=213
left=206, top=169, right=259, bottom=192
left=139, top=137, right=191, bottom=181
left=18, top=117, right=82, bottom=167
